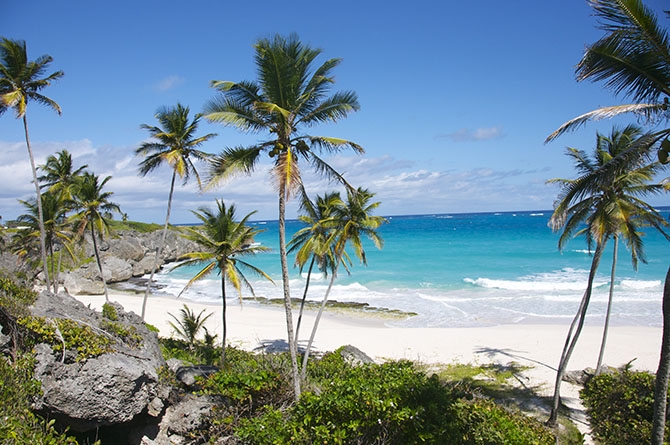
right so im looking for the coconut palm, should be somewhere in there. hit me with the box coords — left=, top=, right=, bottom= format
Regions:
left=167, top=304, right=213, bottom=350
left=545, top=0, right=670, bottom=160
left=288, top=190, right=346, bottom=344
left=136, top=103, right=216, bottom=320
left=300, top=187, right=385, bottom=379
left=0, top=38, right=64, bottom=291
left=38, top=149, right=88, bottom=201
left=12, top=191, right=74, bottom=290
left=174, top=200, right=272, bottom=364
left=546, top=125, right=669, bottom=426
left=71, top=172, right=121, bottom=302
left=203, top=33, right=362, bottom=397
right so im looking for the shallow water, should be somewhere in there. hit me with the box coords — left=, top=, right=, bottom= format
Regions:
left=149, top=208, right=670, bottom=328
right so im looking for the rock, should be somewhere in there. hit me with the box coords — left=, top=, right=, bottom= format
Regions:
left=176, top=365, right=220, bottom=387
left=62, top=266, right=105, bottom=295
left=338, top=344, right=374, bottom=365
left=103, top=256, right=134, bottom=282
left=140, top=394, right=226, bottom=445
left=30, top=291, right=167, bottom=432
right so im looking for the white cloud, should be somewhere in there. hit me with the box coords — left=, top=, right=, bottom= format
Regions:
left=0, top=138, right=562, bottom=223
left=439, top=126, right=505, bottom=142
left=154, top=75, right=185, bottom=92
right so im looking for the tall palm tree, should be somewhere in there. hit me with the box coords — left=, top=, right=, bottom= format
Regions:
left=546, top=125, right=669, bottom=426
left=288, top=190, right=345, bottom=344
left=543, top=2, right=670, bottom=437
left=136, top=103, right=216, bottom=320
left=300, top=187, right=385, bottom=379
left=71, top=172, right=121, bottom=302
left=174, top=200, right=272, bottom=364
left=203, top=33, right=362, bottom=398
left=0, top=38, right=64, bottom=291
left=545, top=0, right=670, bottom=159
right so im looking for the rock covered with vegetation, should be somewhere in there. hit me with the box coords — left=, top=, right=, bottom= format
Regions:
left=27, top=291, right=167, bottom=432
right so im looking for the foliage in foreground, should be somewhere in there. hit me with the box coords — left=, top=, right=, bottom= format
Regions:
left=0, top=354, right=78, bottom=444
left=229, top=351, right=555, bottom=444
left=581, top=367, right=670, bottom=445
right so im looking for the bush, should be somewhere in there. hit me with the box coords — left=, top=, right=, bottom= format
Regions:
left=18, top=316, right=113, bottom=361
left=0, top=353, right=78, bottom=444
left=236, top=356, right=555, bottom=444
left=581, top=368, right=667, bottom=445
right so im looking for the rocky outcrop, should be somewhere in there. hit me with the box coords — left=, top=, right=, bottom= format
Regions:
left=30, top=291, right=167, bottom=432
left=61, top=229, right=200, bottom=296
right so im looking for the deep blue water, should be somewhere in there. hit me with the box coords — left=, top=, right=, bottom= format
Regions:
left=152, top=209, right=670, bottom=328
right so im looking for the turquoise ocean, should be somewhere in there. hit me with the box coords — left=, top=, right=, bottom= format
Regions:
left=149, top=208, right=670, bottom=328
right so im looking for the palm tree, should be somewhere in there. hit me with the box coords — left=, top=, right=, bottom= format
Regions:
left=546, top=125, right=669, bottom=426
left=545, top=0, right=670, bottom=159
left=136, top=103, right=216, bottom=320
left=300, top=187, right=385, bottom=379
left=173, top=200, right=272, bottom=364
left=38, top=149, right=88, bottom=201
left=37, top=150, right=86, bottom=292
left=167, top=304, right=213, bottom=350
left=0, top=38, right=64, bottom=291
left=203, top=33, right=362, bottom=398
left=12, top=191, right=74, bottom=290
left=71, top=172, right=121, bottom=302
left=288, top=190, right=345, bottom=344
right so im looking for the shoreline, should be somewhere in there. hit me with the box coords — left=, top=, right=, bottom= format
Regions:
left=74, top=289, right=663, bottom=401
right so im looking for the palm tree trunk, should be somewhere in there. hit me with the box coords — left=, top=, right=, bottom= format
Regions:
left=90, top=224, right=109, bottom=302
left=22, top=114, right=52, bottom=292
left=278, top=188, right=301, bottom=399
left=651, top=266, right=670, bottom=445
left=295, top=256, right=316, bottom=344
left=548, top=243, right=604, bottom=426
left=596, top=236, right=618, bottom=375
left=301, top=260, right=339, bottom=380
left=55, top=244, right=62, bottom=294
left=141, top=171, right=176, bottom=319
left=221, top=276, right=227, bottom=365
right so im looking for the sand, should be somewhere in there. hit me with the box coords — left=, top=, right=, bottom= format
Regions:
left=75, top=290, right=662, bottom=397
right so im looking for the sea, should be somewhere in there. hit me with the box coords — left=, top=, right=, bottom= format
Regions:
left=147, top=208, right=670, bottom=328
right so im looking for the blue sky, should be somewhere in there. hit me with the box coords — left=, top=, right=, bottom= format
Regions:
left=1, top=0, right=668, bottom=223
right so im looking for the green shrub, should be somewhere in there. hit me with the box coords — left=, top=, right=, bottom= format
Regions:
left=0, top=353, right=78, bottom=444
left=101, top=302, right=118, bottom=321
left=581, top=368, right=667, bottom=445
left=100, top=319, right=142, bottom=348
left=236, top=358, right=555, bottom=444
left=0, top=275, right=38, bottom=318
left=18, top=316, right=113, bottom=361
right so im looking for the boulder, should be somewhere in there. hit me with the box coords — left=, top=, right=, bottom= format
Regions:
left=176, top=365, right=220, bottom=387
left=30, top=291, right=167, bottom=432
left=103, top=256, right=134, bottom=282
left=62, top=267, right=105, bottom=295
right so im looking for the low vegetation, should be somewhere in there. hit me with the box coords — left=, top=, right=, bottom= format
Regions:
left=581, top=366, right=670, bottom=445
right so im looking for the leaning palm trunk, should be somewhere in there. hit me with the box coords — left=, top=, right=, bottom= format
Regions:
left=141, top=171, right=176, bottom=319
left=278, top=189, right=301, bottom=399
left=301, top=259, right=340, bottom=381
left=23, top=114, right=52, bottom=292
left=596, top=236, right=618, bottom=375
left=652, top=266, right=670, bottom=445
left=295, top=256, right=317, bottom=344
left=90, top=224, right=109, bottom=302
left=548, top=243, right=604, bottom=426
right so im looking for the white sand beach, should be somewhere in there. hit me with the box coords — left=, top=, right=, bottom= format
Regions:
left=75, top=290, right=662, bottom=401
